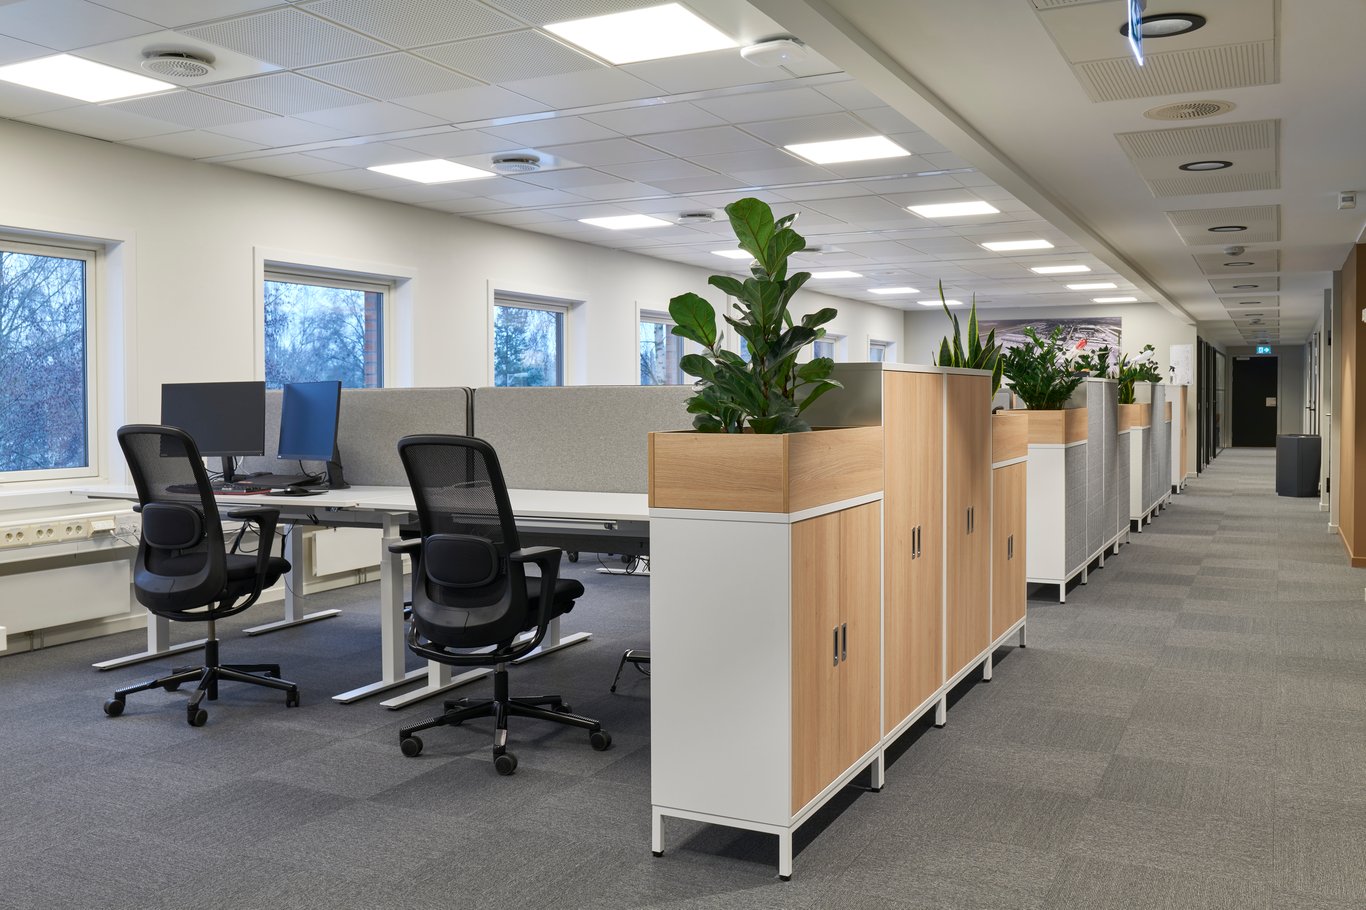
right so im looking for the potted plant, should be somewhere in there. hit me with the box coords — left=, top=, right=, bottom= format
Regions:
left=1116, top=345, right=1162, bottom=404
left=649, top=198, right=882, bottom=513
left=931, top=282, right=1003, bottom=396
left=1000, top=326, right=1086, bottom=410
left=1072, top=342, right=1113, bottom=378
left=668, top=198, right=840, bottom=434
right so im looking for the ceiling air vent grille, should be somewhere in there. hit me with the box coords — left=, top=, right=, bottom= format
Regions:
left=1144, top=100, right=1236, bottom=121
left=141, top=51, right=215, bottom=79
left=1074, top=42, right=1276, bottom=103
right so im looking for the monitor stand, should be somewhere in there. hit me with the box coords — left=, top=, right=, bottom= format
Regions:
left=324, top=443, right=349, bottom=489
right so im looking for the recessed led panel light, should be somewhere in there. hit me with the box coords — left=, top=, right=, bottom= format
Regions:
left=981, top=239, right=1054, bottom=252
left=907, top=201, right=1000, bottom=218
left=0, top=53, right=174, bottom=102
left=809, top=270, right=863, bottom=279
left=368, top=159, right=494, bottom=183
left=919, top=299, right=963, bottom=307
left=869, top=286, right=920, bottom=295
left=784, top=136, right=910, bottom=165
left=1067, top=282, right=1118, bottom=290
left=1031, top=265, right=1091, bottom=274
left=1093, top=296, right=1138, bottom=303
left=1179, top=160, right=1232, bottom=171
left=711, top=249, right=753, bottom=259
left=545, top=3, right=737, bottom=65
left=1208, top=225, right=1247, bottom=232
left=579, top=214, right=673, bottom=230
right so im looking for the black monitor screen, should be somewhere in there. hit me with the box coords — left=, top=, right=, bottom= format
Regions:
left=278, top=381, right=342, bottom=462
left=160, top=381, right=265, bottom=456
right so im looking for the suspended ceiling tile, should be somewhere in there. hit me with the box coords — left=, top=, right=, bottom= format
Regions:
left=303, top=53, right=481, bottom=100
left=226, top=152, right=352, bottom=177
left=0, top=80, right=83, bottom=118
left=738, top=112, right=874, bottom=148
left=487, top=0, right=654, bottom=27
left=0, top=0, right=156, bottom=50
left=805, top=195, right=914, bottom=222
left=540, top=137, right=670, bottom=166
left=1220, top=295, right=1279, bottom=309
left=21, top=104, right=180, bottom=141
left=858, top=174, right=964, bottom=194
left=106, top=91, right=276, bottom=128
left=689, top=146, right=806, bottom=176
left=0, top=34, right=55, bottom=66
left=512, top=166, right=629, bottom=189
left=125, top=128, right=266, bottom=157
left=84, top=0, right=287, bottom=29
left=1192, top=248, right=1280, bottom=275
left=622, top=48, right=790, bottom=94
left=183, top=8, right=389, bottom=69
left=294, top=99, right=446, bottom=132
left=206, top=115, right=348, bottom=145
left=583, top=101, right=724, bottom=137
left=634, top=124, right=769, bottom=157
left=1166, top=205, right=1280, bottom=245
left=561, top=180, right=664, bottom=200
left=483, top=116, right=619, bottom=146
left=645, top=173, right=746, bottom=195
left=303, top=0, right=520, bottom=48
left=296, top=166, right=409, bottom=191
left=393, top=84, right=549, bottom=121
left=597, top=158, right=719, bottom=183
left=306, top=141, right=432, bottom=167
left=694, top=87, right=843, bottom=123
left=482, top=186, right=586, bottom=206
left=1210, top=276, right=1279, bottom=294
left=199, top=72, right=370, bottom=116
left=475, top=209, right=570, bottom=226
left=396, top=128, right=522, bottom=157
left=502, top=68, right=660, bottom=108
left=416, top=30, right=601, bottom=84
left=1117, top=119, right=1280, bottom=197
left=1074, top=43, right=1277, bottom=103
left=74, top=28, right=281, bottom=88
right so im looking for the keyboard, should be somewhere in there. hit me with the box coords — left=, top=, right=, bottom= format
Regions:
left=166, top=482, right=270, bottom=494
left=241, top=473, right=319, bottom=488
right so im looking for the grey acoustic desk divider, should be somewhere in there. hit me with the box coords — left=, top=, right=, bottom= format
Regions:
left=241, top=387, right=472, bottom=486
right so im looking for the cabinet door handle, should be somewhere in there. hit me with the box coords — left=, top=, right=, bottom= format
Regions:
left=833, top=628, right=839, bottom=667
left=913, top=525, right=919, bottom=558
left=841, top=623, right=847, bottom=662
left=1008, top=534, right=1013, bottom=559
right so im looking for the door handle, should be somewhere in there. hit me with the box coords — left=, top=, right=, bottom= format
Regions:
left=841, top=623, right=847, bottom=662
left=1008, top=533, right=1013, bottom=560
left=833, top=628, right=839, bottom=667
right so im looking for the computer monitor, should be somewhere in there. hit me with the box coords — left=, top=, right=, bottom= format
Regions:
left=160, top=381, right=266, bottom=484
left=278, top=380, right=347, bottom=488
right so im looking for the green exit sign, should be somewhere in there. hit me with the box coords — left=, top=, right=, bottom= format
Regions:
left=1256, top=345, right=1272, bottom=354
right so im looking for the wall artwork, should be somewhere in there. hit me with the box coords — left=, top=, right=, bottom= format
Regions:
left=979, top=316, right=1122, bottom=353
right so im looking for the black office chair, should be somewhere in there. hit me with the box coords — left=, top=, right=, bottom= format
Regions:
left=103, top=425, right=300, bottom=727
left=393, top=435, right=610, bottom=775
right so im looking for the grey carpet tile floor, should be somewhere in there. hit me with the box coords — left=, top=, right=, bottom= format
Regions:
left=3, top=447, right=1365, bottom=909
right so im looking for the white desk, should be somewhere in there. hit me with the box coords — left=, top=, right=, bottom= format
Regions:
left=76, top=486, right=649, bottom=709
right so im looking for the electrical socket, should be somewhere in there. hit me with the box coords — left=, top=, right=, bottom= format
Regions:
left=26, top=523, right=59, bottom=544
left=0, top=525, right=30, bottom=548
left=58, top=519, right=91, bottom=541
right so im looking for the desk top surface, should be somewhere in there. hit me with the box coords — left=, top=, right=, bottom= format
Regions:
left=76, top=485, right=650, bottom=524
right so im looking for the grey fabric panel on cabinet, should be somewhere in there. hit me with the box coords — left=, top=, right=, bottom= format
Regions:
left=1147, top=384, right=1167, bottom=509
left=1115, top=431, right=1131, bottom=538
left=1085, top=391, right=1106, bottom=556
left=240, top=387, right=472, bottom=486
left=1065, top=443, right=1088, bottom=571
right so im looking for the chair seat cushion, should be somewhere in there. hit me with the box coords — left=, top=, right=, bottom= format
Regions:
left=528, top=574, right=585, bottom=617
left=225, top=553, right=290, bottom=584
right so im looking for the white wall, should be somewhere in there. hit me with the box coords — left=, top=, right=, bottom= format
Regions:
left=0, top=118, right=905, bottom=488
left=903, top=301, right=1199, bottom=469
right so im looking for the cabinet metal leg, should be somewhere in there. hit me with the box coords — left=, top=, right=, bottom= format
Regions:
left=934, top=696, right=947, bottom=727
left=777, top=830, right=793, bottom=881
left=651, top=808, right=664, bottom=857
left=1019, top=623, right=1027, bottom=648
left=982, top=653, right=993, bottom=681
left=870, top=753, right=885, bottom=792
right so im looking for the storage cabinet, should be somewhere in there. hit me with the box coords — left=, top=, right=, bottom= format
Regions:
left=992, top=461, right=1026, bottom=641
left=946, top=373, right=992, bottom=682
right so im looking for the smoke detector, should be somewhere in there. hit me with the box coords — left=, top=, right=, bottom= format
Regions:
left=740, top=36, right=809, bottom=67
left=676, top=210, right=716, bottom=224
left=141, top=50, right=215, bottom=79
left=490, top=153, right=541, bottom=174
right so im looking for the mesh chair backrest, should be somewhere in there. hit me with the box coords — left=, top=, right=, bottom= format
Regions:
left=397, top=435, right=520, bottom=554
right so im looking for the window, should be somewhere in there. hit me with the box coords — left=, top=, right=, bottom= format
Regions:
left=0, top=240, right=94, bottom=479
left=264, top=272, right=384, bottom=389
left=494, top=294, right=566, bottom=387
left=869, top=340, right=891, bottom=363
left=640, top=312, right=685, bottom=385
left=813, top=334, right=843, bottom=361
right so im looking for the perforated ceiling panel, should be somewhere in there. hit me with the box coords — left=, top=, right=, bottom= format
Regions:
left=303, top=0, right=520, bottom=48
left=1116, top=119, right=1279, bottom=198
left=418, top=30, right=601, bottom=83
left=1193, top=249, right=1279, bottom=275
left=1221, top=296, right=1279, bottom=310
left=200, top=72, right=371, bottom=115
left=1119, top=119, right=1277, bottom=159
left=486, top=0, right=658, bottom=26
left=1074, top=42, right=1277, bottom=102
left=106, top=90, right=276, bottom=128
left=1029, top=0, right=1108, bottom=7
left=304, top=53, right=481, bottom=100
left=1211, top=277, right=1279, bottom=294
left=1166, top=205, right=1280, bottom=245
left=183, top=8, right=389, bottom=68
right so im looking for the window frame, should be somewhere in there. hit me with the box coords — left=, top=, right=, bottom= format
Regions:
left=637, top=309, right=688, bottom=385
left=869, top=339, right=893, bottom=363
left=0, top=236, right=99, bottom=484
left=813, top=333, right=845, bottom=362
left=262, top=267, right=390, bottom=390
left=491, top=290, right=571, bottom=387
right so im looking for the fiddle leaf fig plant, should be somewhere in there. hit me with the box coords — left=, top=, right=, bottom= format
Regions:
left=931, top=281, right=1003, bottom=396
left=668, top=198, right=841, bottom=433
left=1116, top=344, right=1163, bottom=404
left=1000, top=326, right=1086, bottom=410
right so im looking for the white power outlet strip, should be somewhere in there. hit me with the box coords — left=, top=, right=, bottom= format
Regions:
left=0, top=525, right=30, bottom=548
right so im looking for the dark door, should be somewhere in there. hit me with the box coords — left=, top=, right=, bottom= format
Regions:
left=1232, top=356, right=1278, bottom=447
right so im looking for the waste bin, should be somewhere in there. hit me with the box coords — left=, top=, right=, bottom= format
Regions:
left=1276, top=434, right=1321, bottom=497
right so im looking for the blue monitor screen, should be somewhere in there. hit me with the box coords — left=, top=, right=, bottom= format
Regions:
left=160, top=381, right=265, bottom=457
left=278, top=381, right=341, bottom=461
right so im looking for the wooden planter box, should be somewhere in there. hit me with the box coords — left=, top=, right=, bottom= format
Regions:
left=647, top=425, right=883, bottom=513
left=992, top=411, right=1028, bottom=462
left=1118, top=403, right=1151, bottom=430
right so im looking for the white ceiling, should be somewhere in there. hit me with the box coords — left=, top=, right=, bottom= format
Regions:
left=2, top=0, right=1358, bottom=343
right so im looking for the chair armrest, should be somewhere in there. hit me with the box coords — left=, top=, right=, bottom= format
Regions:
left=509, top=546, right=562, bottom=568
left=388, top=539, right=421, bottom=555
left=510, top=546, right=563, bottom=645
left=225, top=507, right=281, bottom=585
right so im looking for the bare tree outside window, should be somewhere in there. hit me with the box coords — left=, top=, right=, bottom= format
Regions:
left=494, top=303, right=563, bottom=386
left=264, top=276, right=383, bottom=389
left=640, top=315, right=685, bottom=385
left=0, top=248, right=88, bottom=473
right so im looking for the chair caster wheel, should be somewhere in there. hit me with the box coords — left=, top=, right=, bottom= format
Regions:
left=652, top=851, right=663, bottom=858
left=779, top=875, right=791, bottom=882
left=187, top=707, right=208, bottom=727
left=494, top=751, right=518, bottom=775
left=567, top=552, right=579, bottom=563
left=103, top=698, right=124, bottom=717
left=400, top=736, right=423, bottom=757
left=162, top=680, right=181, bottom=692
left=589, top=730, right=612, bottom=752
left=554, top=702, right=573, bottom=714
left=285, top=690, right=300, bottom=708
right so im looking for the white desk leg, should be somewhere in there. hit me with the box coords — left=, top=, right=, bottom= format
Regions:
left=333, top=514, right=425, bottom=703
left=244, top=526, right=341, bottom=635
left=92, top=612, right=205, bottom=670
left=512, top=615, right=593, bottom=663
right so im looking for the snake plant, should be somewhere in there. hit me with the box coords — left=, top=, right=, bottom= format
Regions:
left=932, top=282, right=1003, bottom=396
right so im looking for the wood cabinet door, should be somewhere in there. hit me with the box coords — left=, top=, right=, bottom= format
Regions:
left=791, top=511, right=842, bottom=814
left=838, top=501, right=881, bottom=769
left=945, top=373, right=992, bottom=680
left=992, top=462, right=1027, bottom=640
left=882, top=370, right=943, bottom=732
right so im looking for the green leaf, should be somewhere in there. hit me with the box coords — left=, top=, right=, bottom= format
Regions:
left=668, top=292, right=717, bottom=349
left=679, top=353, right=715, bottom=381
left=725, top=198, right=776, bottom=268
left=707, top=275, right=749, bottom=302
left=937, top=337, right=950, bottom=367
